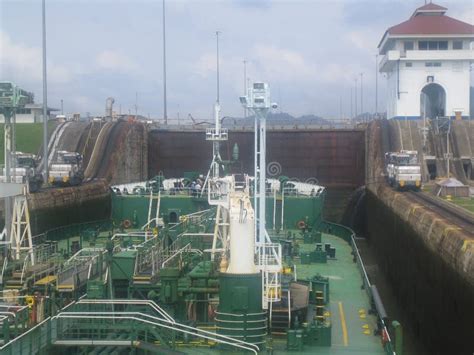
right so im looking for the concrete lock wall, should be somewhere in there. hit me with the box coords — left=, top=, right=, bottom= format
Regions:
left=366, top=187, right=474, bottom=354
left=366, top=120, right=474, bottom=354
left=28, top=180, right=111, bottom=235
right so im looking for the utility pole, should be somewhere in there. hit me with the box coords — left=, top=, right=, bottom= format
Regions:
left=360, top=72, right=364, bottom=121
left=135, top=92, right=138, bottom=119
left=354, top=78, right=358, bottom=119
left=339, top=95, right=342, bottom=119
left=162, top=0, right=168, bottom=124
left=243, top=60, right=247, bottom=117
left=350, top=87, right=353, bottom=119
left=61, top=99, right=63, bottom=115
left=216, top=31, right=220, bottom=104
left=42, top=0, right=48, bottom=182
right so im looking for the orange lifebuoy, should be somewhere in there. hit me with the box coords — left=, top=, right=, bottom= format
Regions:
left=297, top=220, right=306, bottom=230
left=123, top=219, right=132, bottom=229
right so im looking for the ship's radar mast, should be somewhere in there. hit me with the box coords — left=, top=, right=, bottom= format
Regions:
left=239, top=82, right=277, bottom=244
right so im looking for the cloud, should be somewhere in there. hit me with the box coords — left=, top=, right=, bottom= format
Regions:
left=253, top=45, right=318, bottom=82
left=0, top=31, right=73, bottom=85
left=2, top=0, right=471, bottom=118
left=232, top=0, right=272, bottom=9
left=194, top=53, right=216, bottom=78
left=449, top=7, right=474, bottom=25
left=96, top=50, right=137, bottom=72
left=345, top=29, right=380, bottom=52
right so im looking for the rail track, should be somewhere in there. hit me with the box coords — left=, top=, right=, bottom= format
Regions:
left=85, top=121, right=125, bottom=181
left=407, top=191, right=474, bottom=236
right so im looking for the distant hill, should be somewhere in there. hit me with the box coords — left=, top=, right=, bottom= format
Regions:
left=222, top=112, right=331, bottom=128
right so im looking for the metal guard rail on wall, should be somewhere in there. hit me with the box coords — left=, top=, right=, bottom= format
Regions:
left=321, top=220, right=397, bottom=355
left=37, top=219, right=113, bottom=242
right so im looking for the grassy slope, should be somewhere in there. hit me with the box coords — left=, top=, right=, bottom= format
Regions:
left=0, top=122, right=57, bottom=164
left=450, top=196, right=474, bottom=213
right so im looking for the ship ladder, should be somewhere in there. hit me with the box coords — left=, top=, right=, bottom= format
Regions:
left=269, top=287, right=291, bottom=336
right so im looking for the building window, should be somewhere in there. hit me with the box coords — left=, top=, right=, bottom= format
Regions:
left=404, top=41, right=414, bottom=51
left=438, top=41, right=448, bottom=50
left=453, top=41, right=463, bottom=50
left=16, top=108, right=32, bottom=114
left=425, top=62, right=442, bottom=67
left=405, top=62, right=413, bottom=67
left=419, top=41, right=448, bottom=50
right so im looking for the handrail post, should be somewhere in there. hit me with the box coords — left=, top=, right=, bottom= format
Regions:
left=392, top=321, right=403, bottom=355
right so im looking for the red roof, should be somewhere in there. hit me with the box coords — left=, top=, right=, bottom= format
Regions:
left=385, top=2, right=474, bottom=36
left=388, top=15, right=474, bottom=35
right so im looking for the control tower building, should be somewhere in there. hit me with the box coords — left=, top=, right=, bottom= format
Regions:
left=378, top=2, right=474, bottom=120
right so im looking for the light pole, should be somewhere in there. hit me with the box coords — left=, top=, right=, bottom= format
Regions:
left=135, top=92, right=138, bottom=119
left=339, top=95, right=342, bottom=119
left=354, top=78, right=358, bottom=118
left=216, top=31, right=220, bottom=104
left=42, top=0, right=48, bottom=182
left=243, top=60, right=247, bottom=117
left=350, top=87, right=353, bottom=119
left=162, top=0, right=168, bottom=124
left=360, top=72, right=364, bottom=121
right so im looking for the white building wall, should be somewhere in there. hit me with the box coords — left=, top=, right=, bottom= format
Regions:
left=0, top=110, right=47, bottom=123
left=394, top=59, right=470, bottom=118
left=386, top=70, right=398, bottom=119
left=382, top=38, right=473, bottom=119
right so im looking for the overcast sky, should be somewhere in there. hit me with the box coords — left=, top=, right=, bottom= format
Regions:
left=0, top=0, right=472, bottom=121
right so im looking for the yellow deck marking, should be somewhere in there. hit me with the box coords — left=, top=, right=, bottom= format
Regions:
left=362, top=323, right=371, bottom=335
left=338, top=302, right=348, bottom=347
left=34, top=275, right=56, bottom=286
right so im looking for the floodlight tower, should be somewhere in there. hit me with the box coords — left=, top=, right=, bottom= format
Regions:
left=240, top=82, right=277, bottom=244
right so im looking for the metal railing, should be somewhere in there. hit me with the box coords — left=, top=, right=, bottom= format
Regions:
left=133, top=237, right=163, bottom=278
left=0, top=317, right=51, bottom=355
left=40, top=219, right=112, bottom=242
left=322, top=220, right=397, bottom=355
left=0, top=258, right=8, bottom=285
left=161, top=242, right=203, bottom=268
left=51, top=299, right=259, bottom=354
left=57, top=248, right=105, bottom=291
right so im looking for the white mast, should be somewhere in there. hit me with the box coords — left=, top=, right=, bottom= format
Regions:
left=239, top=82, right=276, bottom=243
